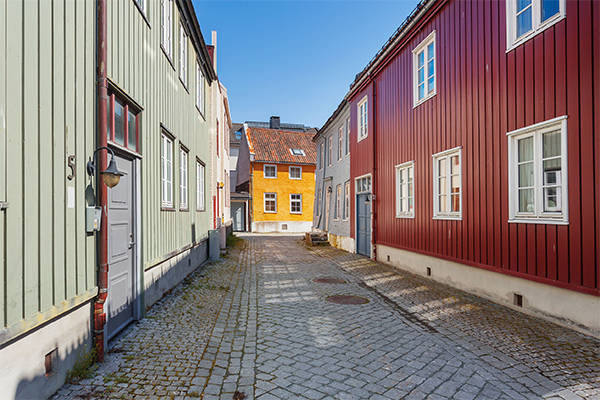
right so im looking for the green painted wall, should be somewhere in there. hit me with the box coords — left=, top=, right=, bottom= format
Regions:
left=105, top=0, right=213, bottom=271
left=0, top=0, right=97, bottom=336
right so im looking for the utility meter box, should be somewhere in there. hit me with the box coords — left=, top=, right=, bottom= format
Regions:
left=86, top=206, right=102, bottom=233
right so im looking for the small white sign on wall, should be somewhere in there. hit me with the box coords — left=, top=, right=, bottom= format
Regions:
left=67, top=187, right=75, bottom=209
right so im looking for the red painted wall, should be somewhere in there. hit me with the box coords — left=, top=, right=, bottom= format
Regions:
left=349, top=0, right=599, bottom=296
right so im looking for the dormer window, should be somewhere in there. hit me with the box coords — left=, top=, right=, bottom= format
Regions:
left=290, top=149, right=305, bottom=156
left=235, top=130, right=242, bottom=140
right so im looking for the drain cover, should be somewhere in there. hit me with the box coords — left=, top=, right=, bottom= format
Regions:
left=326, top=295, right=369, bottom=305
left=313, top=278, right=346, bottom=284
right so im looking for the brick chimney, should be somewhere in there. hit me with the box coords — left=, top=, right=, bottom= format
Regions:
left=270, top=116, right=281, bottom=129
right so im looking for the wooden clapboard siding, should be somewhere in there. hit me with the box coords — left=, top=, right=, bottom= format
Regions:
left=0, top=0, right=97, bottom=334
left=348, top=0, right=598, bottom=296
left=106, top=0, right=212, bottom=271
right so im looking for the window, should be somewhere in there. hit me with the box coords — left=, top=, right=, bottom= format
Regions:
left=264, top=164, right=277, bottom=179
left=161, top=0, right=172, bottom=59
left=328, top=136, right=333, bottom=166
left=506, top=0, right=565, bottom=50
left=290, top=194, right=302, bottom=214
left=507, top=116, right=568, bottom=224
left=345, top=117, right=350, bottom=155
left=343, top=182, right=350, bottom=220
left=334, top=185, right=341, bottom=220
left=264, top=193, right=277, bottom=213
left=106, top=92, right=140, bottom=152
left=338, top=126, right=343, bottom=161
left=319, top=143, right=324, bottom=170
left=356, top=176, right=371, bottom=194
left=180, top=147, right=188, bottom=209
left=317, top=189, right=322, bottom=216
left=235, top=130, right=242, bottom=140
left=358, top=96, right=368, bottom=141
left=289, top=166, right=302, bottom=180
left=134, top=0, right=146, bottom=15
left=432, top=147, right=461, bottom=219
left=161, top=133, right=174, bottom=208
left=396, top=162, right=415, bottom=218
left=290, top=148, right=306, bottom=156
left=413, top=31, right=436, bottom=106
left=179, top=22, right=187, bottom=87
left=196, top=160, right=205, bottom=211
left=196, top=62, right=204, bottom=115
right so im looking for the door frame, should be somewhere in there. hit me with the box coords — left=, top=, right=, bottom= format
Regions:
left=106, top=145, right=142, bottom=342
left=354, top=173, right=373, bottom=258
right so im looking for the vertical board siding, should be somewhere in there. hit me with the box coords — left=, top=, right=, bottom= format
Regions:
left=106, top=0, right=212, bottom=271
left=350, top=0, right=598, bottom=294
left=0, top=0, right=96, bottom=329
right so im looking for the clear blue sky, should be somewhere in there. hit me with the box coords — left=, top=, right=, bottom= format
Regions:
left=193, top=1, right=420, bottom=128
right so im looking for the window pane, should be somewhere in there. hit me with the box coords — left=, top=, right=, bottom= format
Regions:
left=428, top=59, right=434, bottom=77
left=439, top=158, right=447, bottom=176
left=518, top=162, right=534, bottom=187
left=517, top=7, right=533, bottom=37
left=439, top=195, right=447, bottom=212
left=401, top=198, right=407, bottom=213
left=451, top=156, right=460, bottom=175
left=451, top=175, right=460, bottom=193
left=128, top=110, right=137, bottom=151
left=418, top=83, right=425, bottom=100
left=428, top=76, right=435, bottom=93
left=408, top=197, right=414, bottom=212
left=408, top=181, right=413, bottom=197
left=451, top=194, right=460, bottom=212
left=541, top=0, right=560, bottom=22
left=439, top=177, right=447, bottom=194
left=418, top=51, right=424, bottom=68
left=427, top=43, right=434, bottom=61
left=114, top=99, right=125, bottom=146
left=519, top=188, right=534, bottom=212
left=518, top=137, right=533, bottom=162
left=543, top=130, right=561, bottom=158
left=418, top=67, right=425, bottom=85
left=517, top=0, right=532, bottom=12
left=543, top=159, right=561, bottom=179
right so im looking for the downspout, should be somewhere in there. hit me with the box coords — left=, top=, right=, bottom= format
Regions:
left=371, top=75, right=378, bottom=261
left=95, top=0, right=109, bottom=362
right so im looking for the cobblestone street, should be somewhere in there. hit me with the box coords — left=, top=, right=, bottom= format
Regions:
left=53, top=234, right=600, bottom=400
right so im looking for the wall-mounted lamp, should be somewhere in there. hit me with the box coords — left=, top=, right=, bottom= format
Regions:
left=365, top=193, right=373, bottom=204
left=86, top=146, right=125, bottom=188
left=326, top=186, right=332, bottom=194
left=217, top=182, right=225, bottom=189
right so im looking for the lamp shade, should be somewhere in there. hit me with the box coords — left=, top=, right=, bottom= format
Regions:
left=101, top=157, right=125, bottom=188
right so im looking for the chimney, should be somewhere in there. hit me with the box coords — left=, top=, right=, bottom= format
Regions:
left=270, top=116, right=281, bottom=129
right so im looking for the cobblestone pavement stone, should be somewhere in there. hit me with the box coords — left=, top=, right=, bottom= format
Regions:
left=52, top=234, right=599, bottom=400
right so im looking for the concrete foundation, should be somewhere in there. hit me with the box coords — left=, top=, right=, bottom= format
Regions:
left=327, top=233, right=355, bottom=254
left=377, top=244, right=600, bottom=339
left=252, top=221, right=312, bottom=233
left=0, top=302, right=94, bottom=400
left=144, top=239, right=208, bottom=309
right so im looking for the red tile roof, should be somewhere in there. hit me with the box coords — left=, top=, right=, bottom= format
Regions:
left=246, top=127, right=317, bottom=165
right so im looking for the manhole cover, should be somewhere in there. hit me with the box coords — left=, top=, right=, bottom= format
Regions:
left=313, top=278, right=346, bottom=284
left=326, top=295, right=370, bottom=305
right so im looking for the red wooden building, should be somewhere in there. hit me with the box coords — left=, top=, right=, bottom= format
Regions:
left=347, top=0, right=599, bottom=337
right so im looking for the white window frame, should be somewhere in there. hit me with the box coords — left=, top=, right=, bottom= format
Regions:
left=413, top=31, right=436, bottom=107
left=161, top=0, right=173, bottom=59
left=343, top=181, right=350, bottom=220
left=180, top=147, right=188, bottom=209
left=328, top=136, right=333, bottom=166
left=319, top=142, right=324, bottom=170
left=317, top=189, right=322, bottom=216
left=289, top=166, right=302, bottom=180
left=432, top=147, right=462, bottom=220
left=290, top=194, right=302, bottom=214
left=196, top=61, right=204, bottom=115
left=179, top=22, right=188, bottom=87
left=334, top=185, right=341, bottom=220
left=338, top=125, right=343, bottom=161
left=161, top=133, right=174, bottom=208
left=506, top=0, right=566, bottom=51
left=290, top=148, right=306, bottom=156
left=395, top=161, right=415, bottom=218
left=345, top=116, right=351, bottom=156
left=507, top=116, right=568, bottom=224
left=264, top=193, right=277, bottom=213
left=264, top=164, right=277, bottom=179
left=357, top=96, right=368, bottom=142
left=196, top=161, right=205, bottom=211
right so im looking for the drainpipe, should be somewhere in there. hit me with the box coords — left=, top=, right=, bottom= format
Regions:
left=371, top=75, right=378, bottom=261
left=95, top=0, right=109, bottom=363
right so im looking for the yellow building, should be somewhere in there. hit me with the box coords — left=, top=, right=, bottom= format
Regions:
left=235, top=119, right=317, bottom=232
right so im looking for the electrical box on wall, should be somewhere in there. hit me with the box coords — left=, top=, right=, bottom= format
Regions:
left=86, top=206, right=102, bottom=232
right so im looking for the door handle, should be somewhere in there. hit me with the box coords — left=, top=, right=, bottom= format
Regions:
left=129, top=233, right=136, bottom=249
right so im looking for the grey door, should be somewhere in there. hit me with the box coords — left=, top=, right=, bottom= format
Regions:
left=232, top=202, right=245, bottom=232
left=107, top=154, right=135, bottom=339
left=357, top=193, right=371, bottom=257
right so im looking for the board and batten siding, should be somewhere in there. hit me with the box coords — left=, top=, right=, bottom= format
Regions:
left=0, top=0, right=97, bottom=337
left=350, top=0, right=599, bottom=295
left=106, top=0, right=212, bottom=271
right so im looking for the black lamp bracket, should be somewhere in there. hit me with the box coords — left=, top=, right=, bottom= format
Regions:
left=87, top=146, right=116, bottom=177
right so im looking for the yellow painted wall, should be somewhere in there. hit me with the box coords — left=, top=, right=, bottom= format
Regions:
left=253, top=162, right=315, bottom=222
